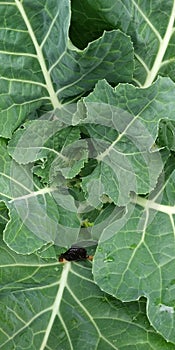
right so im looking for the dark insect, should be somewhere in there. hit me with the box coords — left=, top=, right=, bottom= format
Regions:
left=59, top=247, right=93, bottom=262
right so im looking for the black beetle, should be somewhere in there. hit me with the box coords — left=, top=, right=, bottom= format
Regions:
left=59, top=247, right=93, bottom=262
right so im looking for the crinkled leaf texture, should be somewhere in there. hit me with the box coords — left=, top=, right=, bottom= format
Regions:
left=0, top=138, right=81, bottom=254
left=1, top=0, right=175, bottom=348
left=0, top=238, right=174, bottom=350
left=73, top=77, right=175, bottom=208
left=6, top=75, right=175, bottom=344
left=7, top=77, right=175, bottom=255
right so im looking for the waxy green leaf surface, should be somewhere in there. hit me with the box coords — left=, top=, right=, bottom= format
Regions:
left=1, top=0, right=175, bottom=348
left=93, top=166, right=175, bottom=343
left=71, top=0, right=175, bottom=87
left=0, top=0, right=134, bottom=138
left=0, top=238, right=174, bottom=350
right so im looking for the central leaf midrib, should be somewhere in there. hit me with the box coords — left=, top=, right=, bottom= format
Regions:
left=40, top=262, right=71, bottom=350
left=142, top=1, right=175, bottom=87
left=15, top=0, right=62, bottom=109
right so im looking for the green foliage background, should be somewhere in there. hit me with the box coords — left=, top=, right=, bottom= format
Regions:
left=0, top=0, right=175, bottom=349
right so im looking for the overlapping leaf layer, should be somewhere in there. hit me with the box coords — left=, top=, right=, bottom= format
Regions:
left=1, top=0, right=175, bottom=348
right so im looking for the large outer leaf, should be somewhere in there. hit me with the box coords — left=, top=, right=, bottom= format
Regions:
left=93, top=166, right=175, bottom=344
left=0, top=0, right=134, bottom=137
left=71, top=0, right=175, bottom=87
left=0, top=238, right=174, bottom=350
